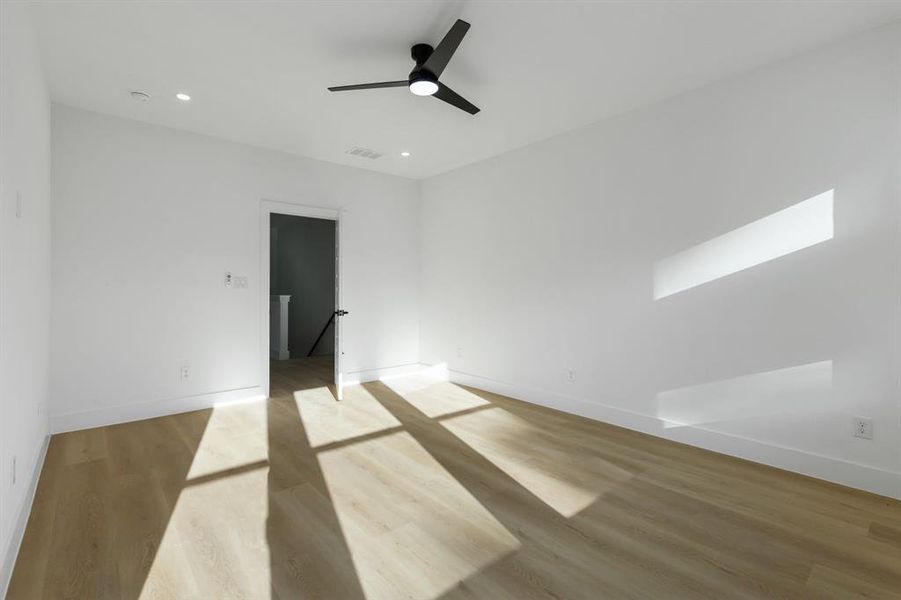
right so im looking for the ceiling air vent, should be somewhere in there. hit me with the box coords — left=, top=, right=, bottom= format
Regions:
left=346, top=146, right=383, bottom=160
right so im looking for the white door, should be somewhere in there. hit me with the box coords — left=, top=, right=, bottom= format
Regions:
left=334, top=217, right=344, bottom=400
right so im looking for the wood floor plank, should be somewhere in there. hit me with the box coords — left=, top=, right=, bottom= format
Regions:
left=5, top=459, right=60, bottom=599
left=869, top=521, right=901, bottom=550
left=43, top=459, right=118, bottom=599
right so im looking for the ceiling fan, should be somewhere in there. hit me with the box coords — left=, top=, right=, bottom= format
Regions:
left=328, top=19, right=479, bottom=115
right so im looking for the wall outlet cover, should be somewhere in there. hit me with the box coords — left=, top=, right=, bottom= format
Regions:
left=853, top=417, right=873, bottom=440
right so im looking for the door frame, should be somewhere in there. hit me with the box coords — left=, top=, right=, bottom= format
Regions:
left=260, top=199, right=342, bottom=399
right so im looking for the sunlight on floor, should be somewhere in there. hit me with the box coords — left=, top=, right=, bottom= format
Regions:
left=140, top=371, right=619, bottom=599
left=295, top=385, right=401, bottom=448
left=440, top=405, right=608, bottom=517
left=317, top=430, right=520, bottom=600
left=142, top=403, right=273, bottom=600
left=377, top=363, right=449, bottom=394
left=147, top=466, right=271, bottom=600
left=383, top=371, right=491, bottom=418
left=185, top=401, right=269, bottom=479
left=139, top=516, right=203, bottom=599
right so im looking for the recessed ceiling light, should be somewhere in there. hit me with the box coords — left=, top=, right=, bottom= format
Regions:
left=175, top=93, right=191, bottom=101
left=130, top=91, right=150, bottom=101
left=400, top=151, right=411, bottom=157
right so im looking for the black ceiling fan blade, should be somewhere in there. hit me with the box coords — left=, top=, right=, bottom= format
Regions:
left=422, top=19, right=470, bottom=77
left=328, top=80, right=408, bottom=92
left=433, top=83, right=479, bottom=115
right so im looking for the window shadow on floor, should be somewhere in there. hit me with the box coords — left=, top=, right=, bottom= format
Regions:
left=266, top=383, right=367, bottom=599
left=363, top=381, right=901, bottom=599
left=6, top=407, right=213, bottom=598
left=10, top=358, right=901, bottom=598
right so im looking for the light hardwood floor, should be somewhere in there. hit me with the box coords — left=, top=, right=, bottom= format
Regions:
left=8, top=356, right=901, bottom=599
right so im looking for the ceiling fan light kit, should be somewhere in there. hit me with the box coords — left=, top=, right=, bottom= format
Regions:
left=328, top=19, right=480, bottom=115
left=409, top=68, right=439, bottom=96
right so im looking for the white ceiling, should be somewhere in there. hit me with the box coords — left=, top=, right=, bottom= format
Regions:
left=31, top=1, right=901, bottom=179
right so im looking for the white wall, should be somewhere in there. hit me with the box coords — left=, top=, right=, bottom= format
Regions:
left=0, top=0, right=52, bottom=593
left=270, top=214, right=336, bottom=356
left=420, top=23, right=901, bottom=498
left=51, top=105, right=420, bottom=431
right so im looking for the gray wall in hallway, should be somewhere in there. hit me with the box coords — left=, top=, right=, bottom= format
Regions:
left=270, top=214, right=336, bottom=357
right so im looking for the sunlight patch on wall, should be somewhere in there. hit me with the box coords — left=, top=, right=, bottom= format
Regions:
left=317, top=430, right=520, bottom=599
left=655, top=359, right=833, bottom=429
left=654, top=190, right=834, bottom=299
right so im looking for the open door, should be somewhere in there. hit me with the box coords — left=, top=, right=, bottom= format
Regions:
left=334, top=216, right=345, bottom=400
left=260, top=200, right=341, bottom=401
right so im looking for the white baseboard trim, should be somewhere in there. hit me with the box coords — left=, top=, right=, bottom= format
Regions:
left=50, top=361, right=431, bottom=435
left=344, top=362, right=432, bottom=386
left=447, top=368, right=901, bottom=501
left=50, top=386, right=267, bottom=434
left=1, top=434, right=50, bottom=598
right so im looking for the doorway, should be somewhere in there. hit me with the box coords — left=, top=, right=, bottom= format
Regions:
left=260, top=201, right=343, bottom=399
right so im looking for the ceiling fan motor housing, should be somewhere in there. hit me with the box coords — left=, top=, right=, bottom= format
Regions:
left=409, top=44, right=437, bottom=85
left=411, top=43, right=434, bottom=66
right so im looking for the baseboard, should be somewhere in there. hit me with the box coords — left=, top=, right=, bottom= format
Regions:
left=1, top=434, right=50, bottom=598
left=344, top=362, right=432, bottom=385
left=50, top=386, right=267, bottom=434
left=447, top=368, right=901, bottom=501
left=49, top=363, right=430, bottom=434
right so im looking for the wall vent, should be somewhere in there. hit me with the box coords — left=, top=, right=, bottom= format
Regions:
left=346, top=146, right=383, bottom=160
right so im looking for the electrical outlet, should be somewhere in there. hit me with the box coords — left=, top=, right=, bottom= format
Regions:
left=456, top=347, right=463, bottom=358
left=853, top=417, right=873, bottom=440
left=566, top=369, right=577, bottom=383
left=179, top=365, right=190, bottom=381
left=224, top=272, right=233, bottom=288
